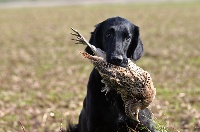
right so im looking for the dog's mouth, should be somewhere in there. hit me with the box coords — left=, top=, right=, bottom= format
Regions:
left=107, top=57, right=128, bottom=68
left=118, top=59, right=128, bottom=68
left=120, top=60, right=128, bottom=67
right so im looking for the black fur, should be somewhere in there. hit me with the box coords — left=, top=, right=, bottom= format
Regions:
left=68, top=17, right=157, bottom=132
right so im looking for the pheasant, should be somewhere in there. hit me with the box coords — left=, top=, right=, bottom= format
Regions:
left=71, top=28, right=156, bottom=122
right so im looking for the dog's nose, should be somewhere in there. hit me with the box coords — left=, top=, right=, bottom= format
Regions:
left=109, top=56, right=123, bottom=65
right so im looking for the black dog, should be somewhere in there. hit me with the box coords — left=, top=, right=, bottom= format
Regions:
left=67, top=17, right=157, bottom=132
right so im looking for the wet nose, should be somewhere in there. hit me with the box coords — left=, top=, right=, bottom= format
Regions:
left=109, top=55, right=123, bottom=65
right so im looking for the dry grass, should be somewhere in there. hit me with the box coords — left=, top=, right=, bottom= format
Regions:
left=0, top=2, right=200, bottom=131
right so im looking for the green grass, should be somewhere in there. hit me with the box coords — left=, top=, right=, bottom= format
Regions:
left=0, top=2, right=200, bottom=131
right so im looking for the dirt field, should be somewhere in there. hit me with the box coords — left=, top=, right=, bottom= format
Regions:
left=0, top=0, right=194, bottom=8
left=0, top=1, right=199, bottom=131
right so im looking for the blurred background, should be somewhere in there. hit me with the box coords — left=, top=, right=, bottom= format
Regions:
left=0, top=0, right=199, bottom=131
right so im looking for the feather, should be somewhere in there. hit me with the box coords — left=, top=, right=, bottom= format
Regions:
left=71, top=28, right=156, bottom=121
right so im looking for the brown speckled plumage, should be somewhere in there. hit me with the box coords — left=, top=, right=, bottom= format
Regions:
left=71, top=28, right=156, bottom=121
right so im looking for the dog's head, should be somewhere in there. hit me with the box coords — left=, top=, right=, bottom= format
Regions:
left=85, top=17, right=144, bottom=67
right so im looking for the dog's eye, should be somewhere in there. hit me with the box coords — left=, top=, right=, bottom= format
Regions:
left=123, top=32, right=131, bottom=40
left=125, top=35, right=131, bottom=40
left=105, top=32, right=111, bottom=38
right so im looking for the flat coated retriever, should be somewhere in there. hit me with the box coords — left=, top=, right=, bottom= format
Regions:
left=67, top=17, right=157, bottom=132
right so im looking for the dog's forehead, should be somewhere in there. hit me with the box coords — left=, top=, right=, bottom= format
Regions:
left=104, top=24, right=132, bottom=35
left=106, top=19, right=131, bottom=27
left=102, top=18, right=133, bottom=32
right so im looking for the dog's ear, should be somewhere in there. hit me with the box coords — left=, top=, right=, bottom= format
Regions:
left=127, top=25, right=144, bottom=61
left=85, top=23, right=103, bottom=55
